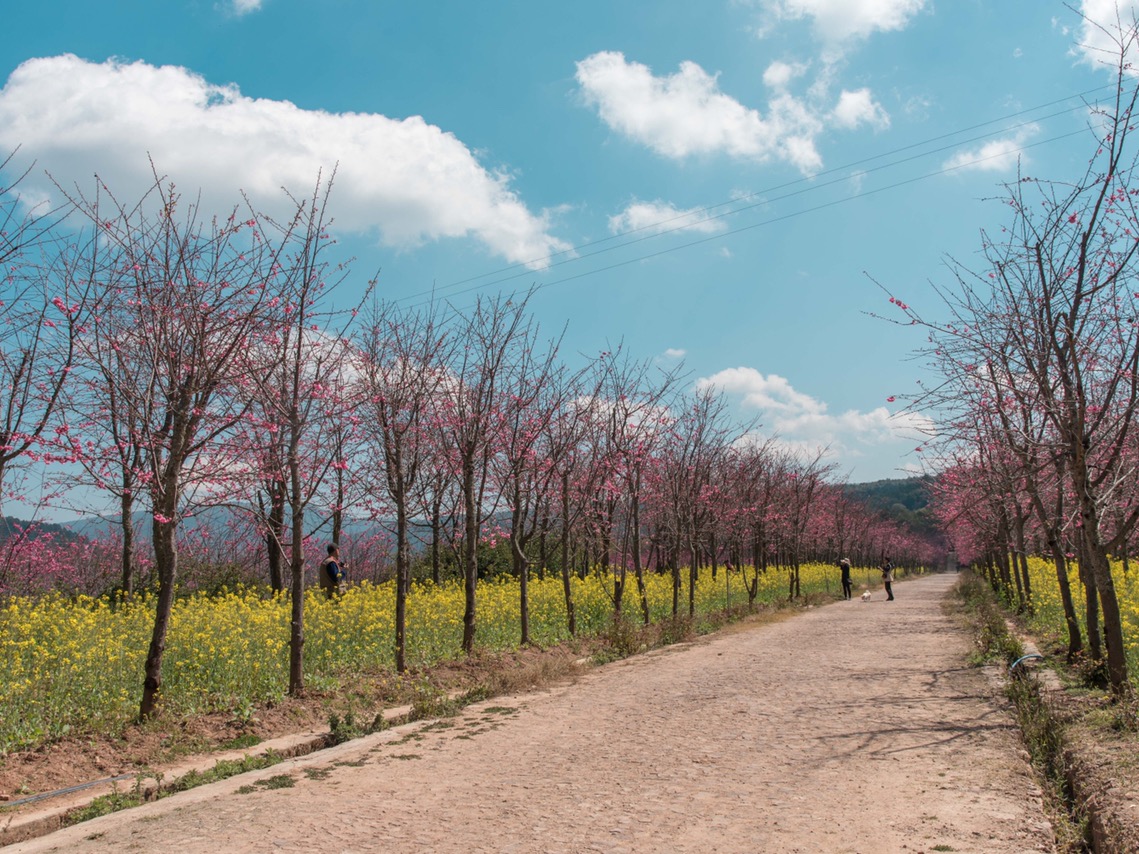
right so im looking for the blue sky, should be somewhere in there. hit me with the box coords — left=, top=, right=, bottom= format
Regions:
left=0, top=0, right=1130, bottom=486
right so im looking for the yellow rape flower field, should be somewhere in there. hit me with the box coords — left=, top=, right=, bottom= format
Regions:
left=1019, top=556, right=1139, bottom=678
left=0, top=563, right=856, bottom=753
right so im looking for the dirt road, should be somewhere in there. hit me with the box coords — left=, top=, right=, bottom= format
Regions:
left=8, top=573, right=1054, bottom=853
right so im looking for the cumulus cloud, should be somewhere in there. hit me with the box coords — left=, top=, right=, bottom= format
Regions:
left=0, top=55, right=570, bottom=268
left=608, top=199, right=727, bottom=236
left=763, top=59, right=809, bottom=90
left=942, top=124, right=1039, bottom=173
left=699, top=368, right=825, bottom=417
left=662, top=348, right=687, bottom=359
left=832, top=88, right=890, bottom=130
left=1075, top=1, right=1139, bottom=67
left=575, top=51, right=825, bottom=174
left=760, top=0, right=927, bottom=44
left=696, top=367, right=934, bottom=457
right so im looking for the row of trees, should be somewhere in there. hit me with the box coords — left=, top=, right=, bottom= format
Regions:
left=907, top=21, right=1139, bottom=696
left=0, top=159, right=935, bottom=719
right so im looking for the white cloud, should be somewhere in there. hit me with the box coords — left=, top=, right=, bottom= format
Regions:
left=608, top=199, right=727, bottom=235
left=942, top=124, right=1039, bottom=173
left=698, top=368, right=825, bottom=417
left=1076, top=1, right=1139, bottom=67
left=696, top=367, right=934, bottom=454
left=763, top=59, right=809, bottom=90
left=229, top=0, right=264, bottom=15
left=760, top=0, right=927, bottom=44
left=832, top=88, right=890, bottom=130
left=848, top=169, right=867, bottom=194
left=0, top=55, right=570, bottom=268
left=662, top=348, right=687, bottom=359
left=575, top=51, right=824, bottom=174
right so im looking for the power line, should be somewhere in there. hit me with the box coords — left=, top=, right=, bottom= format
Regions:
left=394, top=81, right=1114, bottom=306
left=401, top=123, right=1089, bottom=311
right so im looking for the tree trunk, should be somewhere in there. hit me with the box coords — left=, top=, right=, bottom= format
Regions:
left=139, top=514, right=177, bottom=719
left=560, top=474, right=576, bottom=636
left=287, top=459, right=306, bottom=695
left=631, top=497, right=649, bottom=626
left=431, top=495, right=441, bottom=585
left=1048, top=538, right=1083, bottom=662
left=119, top=487, right=134, bottom=595
left=461, top=462, right=478, bottom=654
left=538, top=518, right=547, bottom=582
left=513, top=498, right=530, bottom=646
left=396, top=501, right=409, bottom=672
left=1071, top=452, right=1129, bottom=693
left=688, top=537, right=697, bottom=618
left=266, top=484, right=285, bottom=593
left=1078, top=537, right=1103, bottom=665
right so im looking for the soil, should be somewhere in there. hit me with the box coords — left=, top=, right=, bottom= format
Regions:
left=4, top=573, right=1059, bottom=853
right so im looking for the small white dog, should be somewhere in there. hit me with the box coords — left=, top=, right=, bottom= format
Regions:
left=860, top=590, right=872, bottom=602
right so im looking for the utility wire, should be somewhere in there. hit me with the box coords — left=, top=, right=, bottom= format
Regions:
left=394, top=81, right=1115, bottom=306
left=401, top=124, right=1088, bottom=311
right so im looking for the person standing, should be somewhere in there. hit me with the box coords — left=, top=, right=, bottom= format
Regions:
left=880, top=555, right=895, bottom=601
left=838, top=558, right=853, bottom=600
left=319, top=543, right=346, bottom=599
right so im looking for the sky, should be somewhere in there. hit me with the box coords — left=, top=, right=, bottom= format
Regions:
left=0, top=0, right=1132, bottom=492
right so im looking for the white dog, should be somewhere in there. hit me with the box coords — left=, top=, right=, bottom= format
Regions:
left=860, top=590, right=872, bottom=602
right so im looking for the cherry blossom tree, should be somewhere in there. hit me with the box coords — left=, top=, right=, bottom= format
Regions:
left=442, top=292, right=535, bottom=654
left=0, top=153, right=87, bottom=506
left=357, top=298, right=451, bottom=670
left=70, top=173, right=284, bottom=718
left=240, top=174, right=365, bottom=694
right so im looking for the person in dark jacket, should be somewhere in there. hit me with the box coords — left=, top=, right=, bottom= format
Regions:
left=319, top=543, right=346, bottom=599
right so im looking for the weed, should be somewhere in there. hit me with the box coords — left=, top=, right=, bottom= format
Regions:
left=408, top=682, right=461, bottom=720
left=64, top=780, right=144, bottom=826
left=257, top=774, right=295, bottom=790
left=595, top=615, right=641, bottom=663
left=658, top=615, right=695, bottom=647
left=328, top=710, right=362, bottom=745
left=956, top=577, right=1023, bottom=664
left=1111, top=694, right=1139, bottom=732
left=219, top=733, right=262, bottom=750
left=230, top=698, right=259, bottom=728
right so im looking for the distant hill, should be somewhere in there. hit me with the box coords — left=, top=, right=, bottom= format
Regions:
left=0, top=516, right=84, bottom=544
left=65, top=504, right=392, bottom=547
left=843, top=476, right=938, bottom=537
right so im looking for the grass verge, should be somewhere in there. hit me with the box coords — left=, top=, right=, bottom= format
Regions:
left=955, top=575, right=1089, bottom=852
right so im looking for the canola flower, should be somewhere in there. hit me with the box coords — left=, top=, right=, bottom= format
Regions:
left=1015, top=556, right=1139, bottom=680
left=0, top=561, right=859, bottom=752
